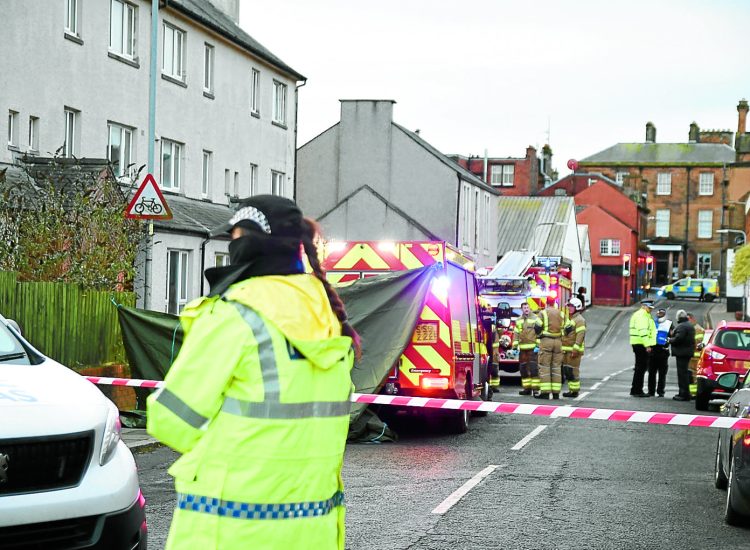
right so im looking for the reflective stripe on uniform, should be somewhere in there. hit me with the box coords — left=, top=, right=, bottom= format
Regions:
left=222, top=397, right=351, bottom=419
left=177, top=490, right=345, bottom=520
left=154, top=388, right=209, bottom=429
left=231, top=302, right=280, bottom=400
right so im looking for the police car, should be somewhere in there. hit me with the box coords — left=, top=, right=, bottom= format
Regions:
left=656, top=277, right=719, bottom=302
left=0, top=313, right=147, bottom=549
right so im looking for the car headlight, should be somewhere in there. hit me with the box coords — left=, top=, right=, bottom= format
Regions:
left=100, top=401, right=122, bottom=465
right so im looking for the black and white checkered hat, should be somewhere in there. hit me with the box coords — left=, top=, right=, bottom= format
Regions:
left=210, top=195, right=303, bottom=238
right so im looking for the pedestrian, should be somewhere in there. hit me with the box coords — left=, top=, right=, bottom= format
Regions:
left=698, top=281, right=705, bottom=302
left=576, top=286, right=586, bottom=308
left=513, top=301, right=540, bottom=395
left=629, top=299, right=657, bottom=397
left=670, top=309, right=695, bottom=401
left=561, top=297, right=586, bottom=398
left=534, top=301, right=565, bottom=400
left=147, top=195, right=360, bottom=550
left=647, top=308, right=672, bottom=397
left=687, top=312, right=705, bottom=398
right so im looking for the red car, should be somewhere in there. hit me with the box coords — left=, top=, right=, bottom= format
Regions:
left=695, top=321, right=750, bottom=410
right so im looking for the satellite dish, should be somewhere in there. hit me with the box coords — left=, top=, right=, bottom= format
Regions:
left=567, top=159, right=579, bottom=171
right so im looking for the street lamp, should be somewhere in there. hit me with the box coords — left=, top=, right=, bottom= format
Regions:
left=716, top=228, right=747, bottom=246
left=717, top=229, right=748, bottom=318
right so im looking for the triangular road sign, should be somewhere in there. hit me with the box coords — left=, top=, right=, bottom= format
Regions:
left=125, top=174, right=173, bottom=220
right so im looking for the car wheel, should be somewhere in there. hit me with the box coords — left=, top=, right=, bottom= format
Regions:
left=704, top=294, right=715, bottom=303
left=473, top=367, right=491, bottom=417
left=695, top=390, right=710, bottom=411
left=725, top=456, right=749, bottom=526
left=666, top=291, right=675, bottom=300
left=715, top=435, right=728, bottom=490
left=445, top=408, right=470, bottom=434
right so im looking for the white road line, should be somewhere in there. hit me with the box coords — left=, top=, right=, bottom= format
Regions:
left=431, top=465, right=498, bottom=515
left=575, top=391, right=591, bottom=401
left=511, top=425, right=548, bottom=451
left=590, top=382, right=602, bottom=390
left=601, top=376, right=611, bottom=382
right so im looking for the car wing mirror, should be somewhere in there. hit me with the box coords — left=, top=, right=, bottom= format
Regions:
left=716, top=371, right=741, bottom=391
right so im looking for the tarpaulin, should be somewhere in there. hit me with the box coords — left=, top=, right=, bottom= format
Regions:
left=117, top=265, right=437, bottom=440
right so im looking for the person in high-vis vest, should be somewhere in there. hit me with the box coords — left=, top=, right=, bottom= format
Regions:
left=687, top=312, right=705, bottom=398
left=561, top=297, right=586, bottom=398
left=147, top=195, right=361, bottom=550
left=513, top=302, right=540, bottom=396
left=647, top=308, right=672, bottom=397
left=629, top=299, right=657, bottom=397
left=533, top=302, right=564, bottom=400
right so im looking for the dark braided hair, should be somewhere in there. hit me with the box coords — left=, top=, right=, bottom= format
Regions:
left=301, top=218, right=362, bottom=359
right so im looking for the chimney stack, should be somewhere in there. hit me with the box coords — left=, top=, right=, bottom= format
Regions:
left=645, top=122, right=656, bottom=143
left=688, top=122, right=700, bottom=143
left=738, top=99, right=749, bottom=137
left=209, top=0, right=240, bottom=23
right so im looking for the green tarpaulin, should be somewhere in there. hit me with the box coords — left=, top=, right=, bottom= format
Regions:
left=117, top=265, right=438, bottom=441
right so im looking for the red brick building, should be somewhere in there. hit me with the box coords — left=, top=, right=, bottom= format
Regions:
left=448, top=145, right=556, bottom=196
left=539, top=176, right=647, bottom=305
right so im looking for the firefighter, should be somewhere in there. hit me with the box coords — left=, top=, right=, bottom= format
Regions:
left=687, top=312, right=705, bottom=398
left=481, top=303, right=501, bottom=389
left=534, top=300, right=565, bottom=399
left=561, top=297, right=586, bottom=398
left=513, top=301, right=540, bottom=395
left=147, top=196, right=360, bottom=550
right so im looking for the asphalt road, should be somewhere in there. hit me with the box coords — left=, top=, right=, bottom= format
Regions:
left=135, top=299, right=750, bottom=549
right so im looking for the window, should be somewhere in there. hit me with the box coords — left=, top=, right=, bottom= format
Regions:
left=699, top=173, right=714, bottom=196
left=250, top=163, right=258, bottom=195
left=272, top=81, right=287, bottom=125
left=472, top=188, right=479, bottom=252
left=110, top=0, right=136, bottom=59
left=655, top=209, right=670, bottom=237
left=7, top=111, right=18, bottom=148
left=599, top=239, right=621, bottom=256
left=107, top=123, right=133, bottom=177
left=615, top=171, right=628, bottom=185
left=697, top=253, right=712, bottom=278
left=491, top=165, right=514, bottom=186
left=215, top=253, right=229, bottom=267
left=483, top=193, right=491, bottom=253
left=63, top=108, right=78, bottom=157
left=490, top=165, right=503, bottom=185
left=250, top=69, right=260, bottom=115
left=554, top=188, right=567, bottom=196
left=271, top=171, right=285, bottom=196
left=162, top=23, right=185, bottom=81
left=27, top=116, right=39, bottom=151
left=202, top=150, right=212, bottom=196
left=233, top=171, right=239, bottom=197
left=160, top=139, right=182, bottom=190
left=224, top=169, right=230, bottom=195
left=65, top=0, right=79, bottom=35
left=697, top=210, right=713, bottom=238
left=203, top=43, right=214, bottom=93
left=656, top=173, right=671, bottom=195
left=167, top=250, right=189, bottom=314
left=460, top=183, right=471, bottom=248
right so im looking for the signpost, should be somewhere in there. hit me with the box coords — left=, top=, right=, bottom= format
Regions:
left=125, top=174, right=172, bottom=220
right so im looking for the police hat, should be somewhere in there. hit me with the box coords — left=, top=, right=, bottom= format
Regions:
left=657, top=308, right=667, bottom=314
left=640, top=299, right=656, bottom=309
left=209, top=195, right=303, bottom=238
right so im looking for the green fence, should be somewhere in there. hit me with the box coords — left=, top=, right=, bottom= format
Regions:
left=0, top=271, right=135, bottom=369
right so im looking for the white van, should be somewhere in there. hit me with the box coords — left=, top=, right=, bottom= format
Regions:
left=0, top=313, right=147, bottom=549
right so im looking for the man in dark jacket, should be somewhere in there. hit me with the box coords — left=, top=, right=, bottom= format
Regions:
left=669, top=309, right=695, bottom=401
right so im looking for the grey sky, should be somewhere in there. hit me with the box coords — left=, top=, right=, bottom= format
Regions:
left=241, top=0, right=750, bottom=175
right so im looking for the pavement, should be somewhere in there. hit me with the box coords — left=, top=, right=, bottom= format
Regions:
left=120, top=304, right=628, bottom=451
left=705, top=297, right=742, bottom=329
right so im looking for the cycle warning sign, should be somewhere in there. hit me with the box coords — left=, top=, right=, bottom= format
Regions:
left=125, top=174, right=173, bottom=220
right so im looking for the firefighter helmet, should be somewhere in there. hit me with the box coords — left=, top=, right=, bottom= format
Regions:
left=567, top=297, right=584, bottom=312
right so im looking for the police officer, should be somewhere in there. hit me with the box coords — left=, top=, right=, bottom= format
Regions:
left=561, top=297, right=586, bottom=398
left=647, top=308, right=672, bottom=397
left=147, top=196, right=360, bottom=550
left=513, top=301, right=540, bottom=396
left=534, top=301, right=565, bottom=400
left=687, top=312, right=705, bottom=398
left=629, top=299, right=657, bottom=397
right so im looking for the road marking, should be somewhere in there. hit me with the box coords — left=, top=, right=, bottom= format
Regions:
left=431, top=465, right=498, bottom=515
left=511, top=425, right=548, bottom=450
left=575, top=391, right=591, bottom=401
left=601, top=376, right=611, bottom=382
left=590, top=382, right=602, bottom=390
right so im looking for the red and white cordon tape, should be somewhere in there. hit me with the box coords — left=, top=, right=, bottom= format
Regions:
left=85, top=376, right=750, bottom=431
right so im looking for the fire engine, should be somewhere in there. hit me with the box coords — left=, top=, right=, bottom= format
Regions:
left=322, top=240, right=490, bottom=433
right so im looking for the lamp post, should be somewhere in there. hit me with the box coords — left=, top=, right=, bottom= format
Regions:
left=716, top=229, right=748, bottom=318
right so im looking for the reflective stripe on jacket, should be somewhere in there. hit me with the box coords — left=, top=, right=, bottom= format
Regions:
left=514, top=313, right=539, bottom=349
left=693, top=322, right=705, bottom=357
left=629, top=308, right=657, bottom=347
left=536, top=307, right=563, bottom=338
left=147, top=274, right=354, bottom=550
left=562, top=313, right=586, bottom=354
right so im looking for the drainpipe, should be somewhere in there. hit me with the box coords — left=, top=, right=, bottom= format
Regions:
left=455, top=175, right=462, bottom=246
left=685, top=167, right=691, bottom=274
left=483, top=149, right=488, bottom=183
left=292, top=78, right=308, bottom=202
left=199, top=232, right=210, bottom=296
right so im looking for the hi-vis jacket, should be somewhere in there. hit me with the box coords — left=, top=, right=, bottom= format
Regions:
left=693, top=322, right=706, bottom=358
left=513, top=313, right=539, bottom=350
left=562, top=313, right=586, bottom=354
left=629, top=308, right=657, bottom=347
left=535, top=307, right=564, bottom=338
left=147, top=274, right=354, bottom=550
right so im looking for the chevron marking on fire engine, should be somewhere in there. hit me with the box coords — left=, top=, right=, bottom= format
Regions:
left=398, top=244, right=426, bottom=270
left=333, top=244, right=390, bottom=270
left=84, top=377, right=750, bottom=431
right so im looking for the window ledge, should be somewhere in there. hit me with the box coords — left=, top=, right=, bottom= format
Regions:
left=108, top=51, right=140, bottom=69
left=271, top=120, right=288, bottom=130
left=251, top=111, right=260, bottom=119
left=7, top=145, right=20, bottom=152
left=161, top=73, right=187, bottom=88
left=64, top=31, right=84, bottom=45
left=203, top=90, right=215, bottom=100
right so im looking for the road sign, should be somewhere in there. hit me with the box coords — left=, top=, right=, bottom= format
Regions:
left=125, top=174, right=173, bottom=220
